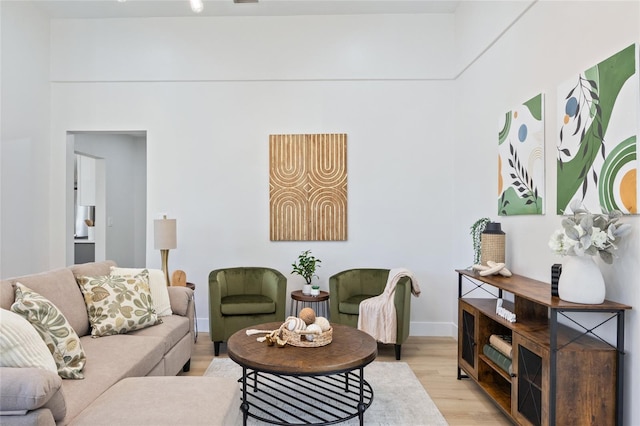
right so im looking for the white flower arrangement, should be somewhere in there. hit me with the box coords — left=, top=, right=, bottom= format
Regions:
left=548, top=200, right=632, bottom=264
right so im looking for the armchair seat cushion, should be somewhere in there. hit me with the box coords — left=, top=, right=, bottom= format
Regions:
left=339, top=295, right=374, bottom=315
left=220, top=295, right=275, bottom=316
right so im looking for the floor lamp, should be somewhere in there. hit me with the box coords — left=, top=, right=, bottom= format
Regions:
left=154, top=215, right=177, bottom=287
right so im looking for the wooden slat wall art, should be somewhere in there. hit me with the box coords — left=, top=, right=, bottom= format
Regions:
left=270, top=134, right=347, bottom=241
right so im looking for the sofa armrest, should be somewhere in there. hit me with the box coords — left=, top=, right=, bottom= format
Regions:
left=0, top=368, right=66, bottom=422
left=167, top=287, right=193, bottom=317
left=167, top=286, right=195, bottom=340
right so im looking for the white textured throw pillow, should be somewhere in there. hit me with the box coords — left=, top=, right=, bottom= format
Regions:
left=0, top=308, right=57, bottom=373
left=110, top=267, right=172, bottom=316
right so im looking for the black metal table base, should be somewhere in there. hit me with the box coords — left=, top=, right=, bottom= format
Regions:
left=239, top=368, right=373, bottom=425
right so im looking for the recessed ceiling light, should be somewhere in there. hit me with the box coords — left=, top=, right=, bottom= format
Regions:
left=190, top=0, right=204, bottom=13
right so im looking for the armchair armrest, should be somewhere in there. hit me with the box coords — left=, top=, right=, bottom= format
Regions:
left=260, top=269, right=287, bottom=321
left=208, top=271, right=225, bottom=322
left=394, top=277, right=412, bottom=344
left=0, top=368, right=65, bottom=422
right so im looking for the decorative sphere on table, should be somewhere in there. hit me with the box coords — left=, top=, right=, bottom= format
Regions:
left=305, top=324, right=322, bottom=341
left=314, top=316, right=330, bottom=331
left=299, top=307, right=316, bottom=325
left=286, top=317, right=307, bottom=331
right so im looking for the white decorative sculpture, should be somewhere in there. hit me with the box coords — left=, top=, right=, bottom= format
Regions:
left=472, top=261, right=512, bottom=277
left=496, top=299, right=516, bottom=323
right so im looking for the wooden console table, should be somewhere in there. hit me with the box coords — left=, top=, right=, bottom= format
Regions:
left=456, top=269, right=631, bottom=426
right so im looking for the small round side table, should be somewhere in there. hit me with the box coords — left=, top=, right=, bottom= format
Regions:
left=289, top=290, right=330, bottom=319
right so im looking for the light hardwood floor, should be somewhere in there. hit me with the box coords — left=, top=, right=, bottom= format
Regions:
left=181, top=333, right=512, bottom=425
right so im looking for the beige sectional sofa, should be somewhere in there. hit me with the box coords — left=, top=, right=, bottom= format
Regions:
left=0, top=261, right=195, bottom=425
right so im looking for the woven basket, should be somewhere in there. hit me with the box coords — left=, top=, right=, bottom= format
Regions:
left=282, top=326, right=333, bottom=348
left=481, top=233, right=505, bottom=265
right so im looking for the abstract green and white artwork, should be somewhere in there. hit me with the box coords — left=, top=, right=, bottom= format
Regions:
left=557, top=43, right=638, bottom=215
left=497, top=93, right=545, bottom=215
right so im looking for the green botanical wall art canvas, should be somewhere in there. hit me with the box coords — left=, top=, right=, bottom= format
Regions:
left=557, top=43, right=638, bottom=215
left=497, top=93, right=545, bottom=215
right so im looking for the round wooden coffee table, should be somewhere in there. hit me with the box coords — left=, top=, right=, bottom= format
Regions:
left=228, top=322, right=377, bottom=425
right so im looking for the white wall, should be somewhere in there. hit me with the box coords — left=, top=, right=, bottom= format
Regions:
left=0, top=2, right=51, bottom=277
left=48, top=14, right=457, bottom=338
left=453, top=1, right=640, bottom=423
left=50, top=14, right=455, bottom=81
left=453, top=0, right=535, bottom=76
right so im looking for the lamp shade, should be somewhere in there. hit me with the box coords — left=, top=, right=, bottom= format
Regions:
left=154, top=217, right=177, bottom=250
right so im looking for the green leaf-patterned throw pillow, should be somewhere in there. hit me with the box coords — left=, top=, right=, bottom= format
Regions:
left=11, top=283, right=87, bottom=379
left=76, top=271, right=160, bottom=338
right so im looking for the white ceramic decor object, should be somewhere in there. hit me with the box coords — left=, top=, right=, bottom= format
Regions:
left=558, top=256, right=605, bottom=304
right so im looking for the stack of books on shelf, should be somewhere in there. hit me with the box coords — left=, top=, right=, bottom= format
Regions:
left=482, top=334, right=513, bottom=375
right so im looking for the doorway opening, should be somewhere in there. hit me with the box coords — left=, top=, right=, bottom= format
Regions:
left=68, top=131, right=147, bottom=267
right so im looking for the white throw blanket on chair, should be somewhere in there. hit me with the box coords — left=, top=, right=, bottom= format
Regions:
left=357, top=268, right=421, bottom=344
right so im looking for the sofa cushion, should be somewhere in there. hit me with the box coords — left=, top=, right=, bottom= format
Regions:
left=11, top=283, right=87, bottom=380
left=2, top=268, right=90, bottom=337
left=61, top=334, right=166, bottom=423
left=0, top=308, right=57, bottom=373
left=128, top=314, right=189, bottom=354
left=69, top=377, right=240, bottom=426
left=110, top=267, right=173, bottom=316
left=68, top=261, right=116, bottom=280
left=76, top=273, right=161, bottom=337
left=339, top=295, right=375, bottom=315
left=0, top=367, right=65, bottom=421
left=220, top=294, right=275, bottom=315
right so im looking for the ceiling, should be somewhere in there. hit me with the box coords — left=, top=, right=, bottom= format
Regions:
left=30, top=0, right=461, bottom=19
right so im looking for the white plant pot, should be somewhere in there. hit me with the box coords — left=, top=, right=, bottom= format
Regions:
left=310, top=288, right=320, bottom=296
left=558, top=256, right=606, bottom=304
left=302, top=284, right=312, bottom=295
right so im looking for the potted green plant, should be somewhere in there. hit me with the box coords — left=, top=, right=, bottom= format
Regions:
left=470, top=217, right=491, bottom=265
left=291, top=250, right=322, bottom=295
left=310, top=284, right=320, bottom=297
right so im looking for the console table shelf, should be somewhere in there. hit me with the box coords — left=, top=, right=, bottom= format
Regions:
left=456, top=269, right=631, bottom=426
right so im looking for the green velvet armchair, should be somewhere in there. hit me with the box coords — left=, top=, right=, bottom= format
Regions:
left=329, top=268, right=412, bottom=360
left=209, top=267, right=287, bottom=356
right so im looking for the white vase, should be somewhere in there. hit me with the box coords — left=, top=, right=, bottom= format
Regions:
left=558, top=256, right=606, bottom=304
left=302, top=284, right=312, bottom=295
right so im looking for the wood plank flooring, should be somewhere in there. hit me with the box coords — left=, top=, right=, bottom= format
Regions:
left=181, top=333, right=512, bottom=425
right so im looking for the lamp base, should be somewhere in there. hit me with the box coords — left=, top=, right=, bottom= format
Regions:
left=160, top=249, right=171, bottom=287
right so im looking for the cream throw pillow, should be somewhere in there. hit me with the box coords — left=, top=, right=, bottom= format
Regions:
left=0, top=308, right=57, bottom=373
left=11, top=283, right=87, bottom=379
left=110, top=267, right=173, bottom=316
left=77, top=272, right=160, bottom=337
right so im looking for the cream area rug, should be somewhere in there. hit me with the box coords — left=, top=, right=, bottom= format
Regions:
left=205, top=358, right=448, bottom=426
